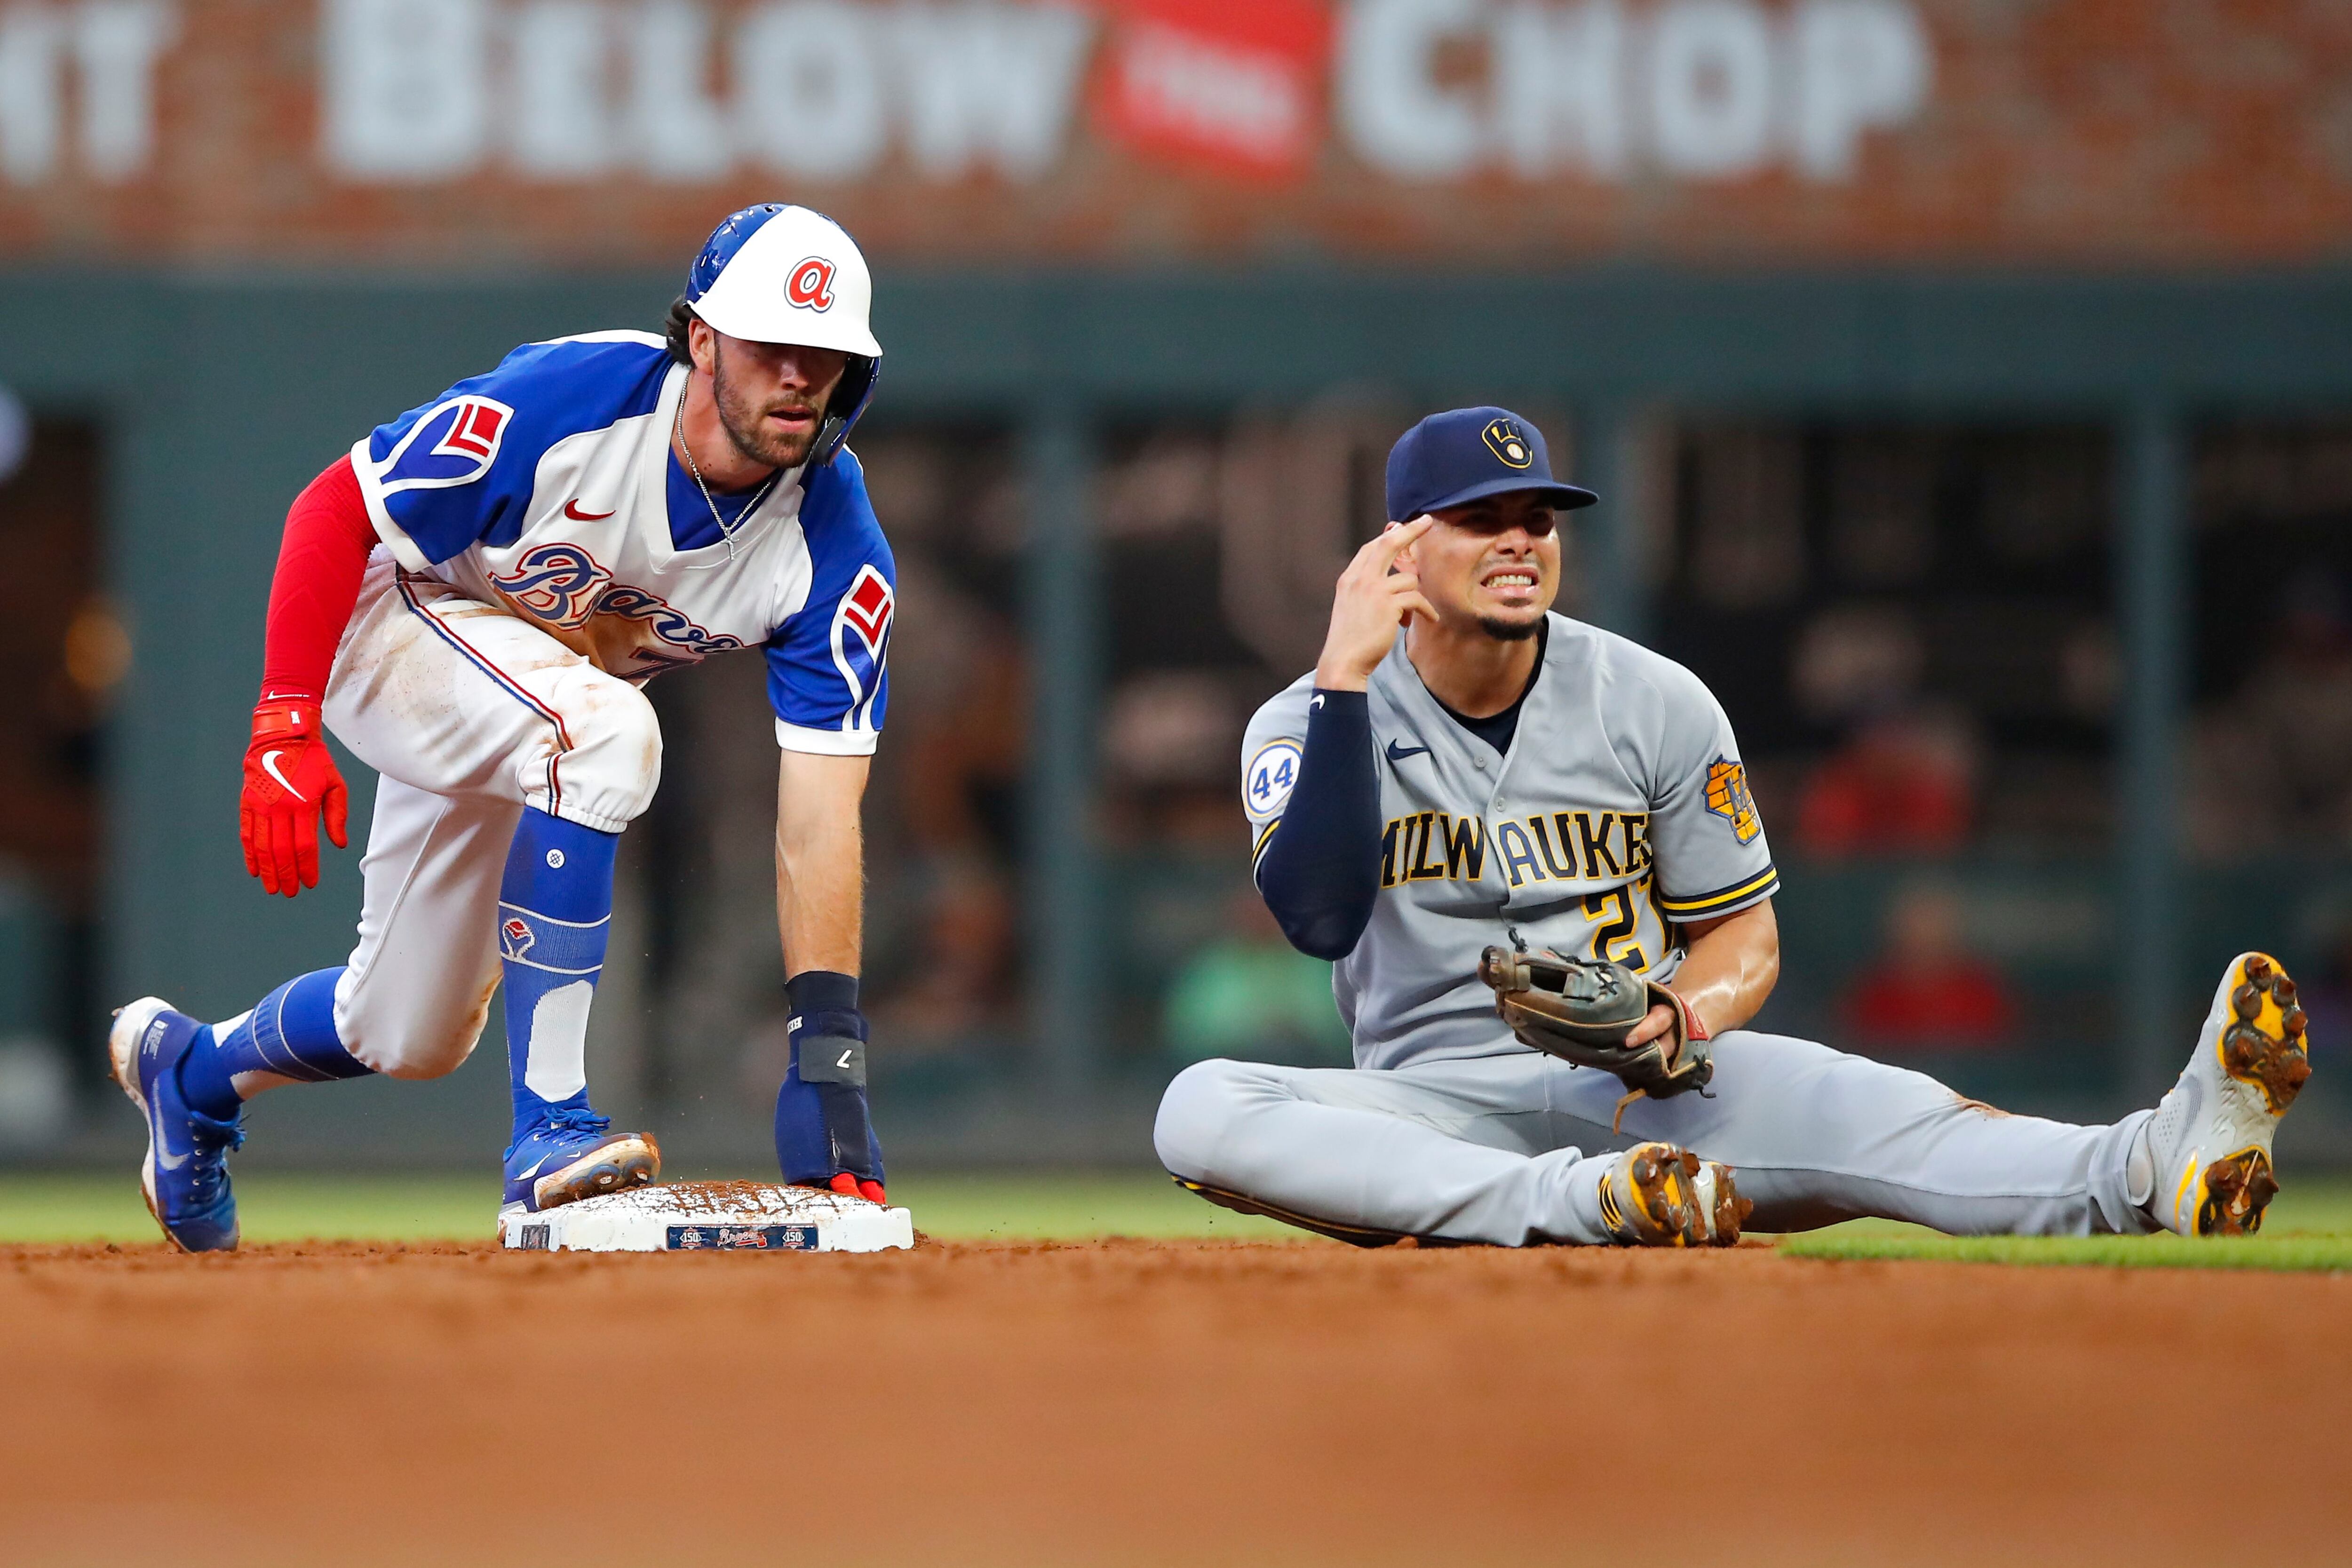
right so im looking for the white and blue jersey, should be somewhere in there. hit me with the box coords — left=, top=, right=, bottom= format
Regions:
left=349, top=331, right=893, bottom=755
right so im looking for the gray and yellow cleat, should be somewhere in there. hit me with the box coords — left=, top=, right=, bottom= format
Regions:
left=1596, top=1141, right=1748, bottom=1247
left=2147, top=952, right=2312, bottom=1237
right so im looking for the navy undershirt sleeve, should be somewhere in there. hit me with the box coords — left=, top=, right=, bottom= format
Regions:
left=1255, top=689, right=1381, bottom=961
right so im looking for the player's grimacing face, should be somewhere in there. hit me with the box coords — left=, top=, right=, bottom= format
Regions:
left=697, top=325, right=849, bottom=470
left=1402, top=491, right=1560, bottom=639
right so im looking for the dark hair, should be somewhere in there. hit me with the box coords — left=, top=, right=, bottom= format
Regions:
left=664, top=294, right=696, bottom=366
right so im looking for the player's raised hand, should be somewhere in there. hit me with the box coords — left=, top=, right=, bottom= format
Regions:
left=239, top=698, right=350, bottom=897
left=1314, top=515, right=1438, bottom=691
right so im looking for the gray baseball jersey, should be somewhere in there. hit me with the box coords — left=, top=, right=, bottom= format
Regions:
left=1241, top=613, right=1777, bottom=1071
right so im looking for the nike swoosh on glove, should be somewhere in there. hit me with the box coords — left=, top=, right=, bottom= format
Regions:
left=240, top=698, right=349, bottom=897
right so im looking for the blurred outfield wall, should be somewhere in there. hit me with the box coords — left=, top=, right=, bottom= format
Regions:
left=0, top=1, right=2349, bottom=1165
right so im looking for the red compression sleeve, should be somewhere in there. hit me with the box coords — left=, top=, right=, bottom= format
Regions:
left=260, top=456, right=378, bottom=702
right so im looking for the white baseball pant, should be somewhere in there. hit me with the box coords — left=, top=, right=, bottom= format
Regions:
left=318, top=555, right=662, bottom=1079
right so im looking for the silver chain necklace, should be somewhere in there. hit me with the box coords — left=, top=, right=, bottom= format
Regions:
left=674, top=396, right=781, bottom=564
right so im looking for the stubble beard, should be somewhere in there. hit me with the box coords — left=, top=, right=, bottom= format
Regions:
left=712, top=344, right=824, bottom=472
left=1475, top=613, right=1544, bottom=642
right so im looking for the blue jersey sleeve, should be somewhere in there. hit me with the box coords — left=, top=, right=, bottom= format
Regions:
left=768, top=449, right=894, bottom=755
left=349, top=333, right=670, bottom=570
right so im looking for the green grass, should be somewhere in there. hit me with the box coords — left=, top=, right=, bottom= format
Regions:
left=1776, top=1179, right=2352, bottom=1272
left=0, top=1170, right=1306, bottom=1245
left=6, top=1171, right=2347, bottom=1267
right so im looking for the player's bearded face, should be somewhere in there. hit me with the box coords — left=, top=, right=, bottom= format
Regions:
left=1420, top=493, right=1561, bottom=640
left=709, top=334, right=850, bottom=470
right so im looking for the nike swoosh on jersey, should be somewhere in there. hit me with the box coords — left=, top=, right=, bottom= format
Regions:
left=260, top=749, right=306, bottom=800
left=563, top=500, right=616, bottom=521
left=1386, top=740, right=1432, bottom=763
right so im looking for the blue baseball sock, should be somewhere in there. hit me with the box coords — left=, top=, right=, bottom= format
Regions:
left=176, top=967, right=372, bottom=1122
left=498, top=807, right=618, bottom=1140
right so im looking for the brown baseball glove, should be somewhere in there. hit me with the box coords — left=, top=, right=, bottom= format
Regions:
left=1477, top=946, right=1714, bottom=1132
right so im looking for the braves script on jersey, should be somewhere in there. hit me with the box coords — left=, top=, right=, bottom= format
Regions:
left=351, top=330, right=894, bottom=753
left=1239, top=615, right=1777, bottom=1071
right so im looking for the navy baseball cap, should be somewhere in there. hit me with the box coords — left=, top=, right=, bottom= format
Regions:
left=1384, top=407, right=1597, bottom=522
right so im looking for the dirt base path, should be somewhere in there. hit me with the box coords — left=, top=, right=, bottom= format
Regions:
left=4, top=1238, right=2345, bottom=1566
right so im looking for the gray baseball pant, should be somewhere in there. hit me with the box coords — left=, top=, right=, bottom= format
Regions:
left=1153, top=1031, right=2157, bottom=1245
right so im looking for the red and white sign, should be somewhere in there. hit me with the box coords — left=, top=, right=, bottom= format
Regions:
left=1094, top=0, right=1329, bottom=180
left=2, top=1, right=2351, bottom=266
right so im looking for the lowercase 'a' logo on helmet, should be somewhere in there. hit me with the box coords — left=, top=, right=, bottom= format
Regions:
left=786, top=257, right=837, bottom=311
left=1482, top=418, right=1534, bottom=469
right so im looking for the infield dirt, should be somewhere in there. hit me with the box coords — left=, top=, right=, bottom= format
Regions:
left=5, top=1236, right=2346, bottom=1567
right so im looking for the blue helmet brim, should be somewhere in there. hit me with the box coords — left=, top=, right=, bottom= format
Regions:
left=1395, top=473, right=1599, bottom=521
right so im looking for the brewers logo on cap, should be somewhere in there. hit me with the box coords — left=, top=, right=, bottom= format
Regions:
left=1482, top=418, right=1534, bottom=469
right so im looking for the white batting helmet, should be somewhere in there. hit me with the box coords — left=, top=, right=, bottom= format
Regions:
left=683, top=204, right=882, bottom=468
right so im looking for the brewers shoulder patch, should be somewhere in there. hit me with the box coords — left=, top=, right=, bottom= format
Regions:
left=1704, top=757, right=1761, bottom=844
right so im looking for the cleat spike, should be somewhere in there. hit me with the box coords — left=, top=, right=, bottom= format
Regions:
left=2244, top=955, right=2272, bottom=983
left=2284, top=1007, right=2307, bottom=1036
left=2233, top=983, right=2261, bottom=1020
left=2273, top=977, right=2297, bottom=1004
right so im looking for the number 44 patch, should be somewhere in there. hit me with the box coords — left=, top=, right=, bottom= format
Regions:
left=1244, top=738, right=1303, bottom=823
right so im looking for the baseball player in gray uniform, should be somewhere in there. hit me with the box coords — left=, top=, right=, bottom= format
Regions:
left=1154, top=406, right=2312, bottom=1247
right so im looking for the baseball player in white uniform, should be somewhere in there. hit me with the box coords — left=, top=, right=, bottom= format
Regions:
left=110, top=205, right=898, bottom=1251
left=1155, top=407, right=2313, bottom=1247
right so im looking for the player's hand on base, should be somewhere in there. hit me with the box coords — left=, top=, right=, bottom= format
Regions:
left=239, top=698, right=349, bottom=897
left=1314, top=515, right=1437, bottom=691
left=776, top=988, right=887, bottom=1204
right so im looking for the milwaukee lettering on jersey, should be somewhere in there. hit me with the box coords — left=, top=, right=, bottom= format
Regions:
left=1238, top=612, right=1778, bottom=1075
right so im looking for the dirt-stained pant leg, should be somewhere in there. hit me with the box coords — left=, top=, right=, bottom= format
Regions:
left=1155, top=1055, right=1624, bottom=1245
left=1157, top=1034, right=2154, bottom=1244
left=1590, top=1030, right=2155, bottom=1236
left=318, top=557, right=664, bottom=1078
left=333, top=780, right=518, bottom=1079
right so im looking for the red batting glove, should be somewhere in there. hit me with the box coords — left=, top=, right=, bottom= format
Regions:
left=240, top=698, right=349, bottom=897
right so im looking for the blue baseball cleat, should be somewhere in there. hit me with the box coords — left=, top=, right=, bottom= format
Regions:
left=501, top=1103, right=660, bottom=1219
left=108, top=997, right=243, bottom=1253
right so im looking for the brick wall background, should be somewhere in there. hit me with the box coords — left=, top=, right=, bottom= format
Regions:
left=0, top=0, right=2348, bottom=265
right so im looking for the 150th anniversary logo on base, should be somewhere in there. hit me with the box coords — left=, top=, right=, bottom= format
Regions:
left=667, top=1224, right=820, bottom=1250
